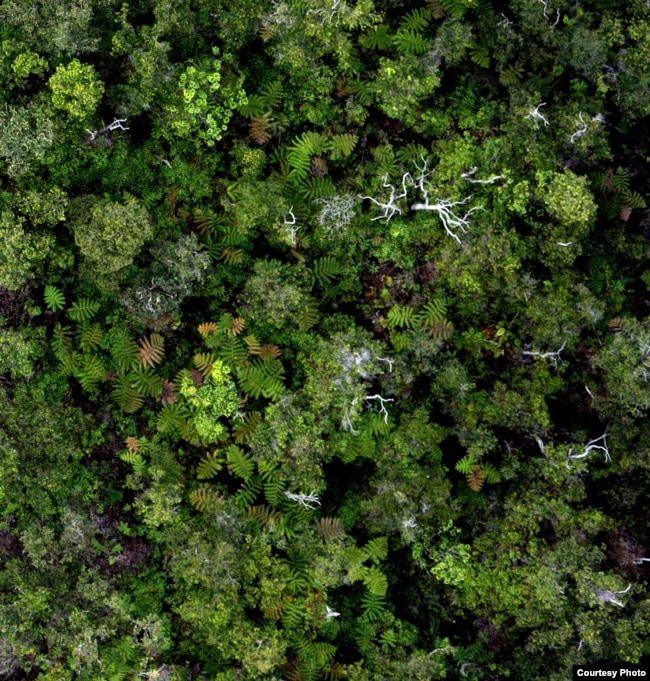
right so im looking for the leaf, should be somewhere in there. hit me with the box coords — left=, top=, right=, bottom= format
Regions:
left=77, top=354, right=106, bottom=392
left=193, top=352, right=215, bottom=378
left=78, top=323, right=103, bottom=352
left=455, top=454, right=477, bottom=474
left=220, top=247, right=244, bottom=265
left=427, top=319, right=454, bottom=341
left=315, top=517, right=345, bottom=542
left=198, top=322, right=219, bottom=337
left=361, top=593, right=386, bottom=620
left=138, top=333, right=165, bottom=368
left=68, top=298, right=100, bottom=323
left=470, top=46, right=490, bottom=68
left=113, top=375, right=145, bottom=413
left=109, top=329, right=140, bottom=373
left=259, top=344, right=281, bottom=360
left=189, top=485, right=222, bottom=512
left=363, top=536, right=388, bottom=562
left=387, top=304, right=417, bottom=329
left=132, top=367, right=164, bottom=397
left=466, top=464, right=487, bottom=492
left=248, top=504, right=281, bottom=528
left=197, top=450, right=223, bottom=479
left=311, top=257, right=341, bottom=288
left=233, top=410, right=262, bottom=443
left=328, top=134, right=358, bottom=160
left=363, top=567, right=388, bottom=596
left=44, top=285, right=65, bottom=312
left=226, top=444, right=254, bottom=480
left=249, top=114, right=273, bottom=145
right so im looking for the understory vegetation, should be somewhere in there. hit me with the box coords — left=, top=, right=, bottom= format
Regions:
left=0, top=0, right=649, bottom=678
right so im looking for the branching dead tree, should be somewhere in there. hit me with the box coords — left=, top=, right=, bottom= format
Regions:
left=567, top=431, right=611, bottom=465
left=526, top=102, right=549, bottom=128
left=596, top=583, right=631, bottom=608
left=284, top=491, right=321, bottom=509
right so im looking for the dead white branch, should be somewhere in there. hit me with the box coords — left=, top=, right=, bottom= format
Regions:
left=521, top=341, right=566, bottom=367
left=359, top=174, right=409, bottom=222
left=365, top=394, right=394, bottom=423
left=596, top=583, right=631, bottom=608
left=375, top=356, right=394, bottom=372
left=526, top=102, right=549, bottom=128
left=567, top=431, right=611, bottom=465
left=324, top=605, right=341, bottom=619
left=461, top=167, right=503, bottom=184
left=284, top=491, right=321, bottom=509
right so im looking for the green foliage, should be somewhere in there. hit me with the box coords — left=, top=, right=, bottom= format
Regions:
left=67, top=298, right=100, bottom=323
left=44, top=285, right=65, bottom=312
left=49, top=60, right=104, bottom=119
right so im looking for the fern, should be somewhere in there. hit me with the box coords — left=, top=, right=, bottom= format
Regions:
left=482, top=462, right=501, bottom=484
left=109, top=329, right=140, bottom=373
left=193, top=208, right=221, bottom=235
left=132, top=367, right=164, bottom=397
left=455, top=454, right=477, bottom=474
left=470, top=46, right=490, bottom=68
left=44, top=285, right=65, bottom=312
left=220, top=247, right=244, bottom=265
left=323, top=662, right=346, bottom=681
left=299, top=303, right=319, bottom=332
left=198, top=321, right=219, bottom=338
left=113, top=375, right=145, bottom=413
left=281, top=599, right=305, bottom=630
left=233, top=410, right=262, bottom=443
left=259, top=344, right=282, bottom=360
left=358, top=24, right=392, bottom=51
left=387, top=304, right=417, bottom=329
left=124, top=436, right=140, bottom=452
left=138, top=333, right=165, bottom=368
left=264, top=477, right=284, bottom=506
left=244, top=334, right=262, bottom=355
left=426, top=0, right=446, bottom=18
left=51, top=324, right=73, bottom=360
left=362, top=567, right=388, bottom=596
left=466, top=464, right=487, bottom=492
left=249, top=114, right=273, bottom=145
left=315, top=517, right=345, bottom=542
left=218, top=336, right=248, bottom=368
left=68, top=298, right=100, bottom=323
left=361, top=593, right=386, bottom=620
left=247, top=504, right=281, bottom=528
left=238, top=365, right=285, bottom=400
left=157, top=403, right=189, bottom=433
left=400, top=7, right=431, bottom=32
left=193, top=352, right=215, bottom=378
left=350, top=78, right=375, bottom=107
left=499, top=63, right=524, bottom=86
left=613, top=167, right=630, bottom=194
left=120, top=450, right=147, bottom=476
left=393, top=28, right=430, bottom=55
left=363, top=536, right=388, bottom=563
left=235, top=476, right=263, bottom=507
left=76, top=354, right=106, bottom=392
left=298, top=176, right=336, bottom=201
left=328, top=134, right=357, bottom=161
left=197, top=450, right=223, bottom=479
left=189, top=485, right=222, bottom=512
left=427, top=319, right=454, bottom=341
left=78, top=323, right=103, bottom=352
left=311, top=257, right=340, bottom=288
left=226, top=444, right=255, bottom=480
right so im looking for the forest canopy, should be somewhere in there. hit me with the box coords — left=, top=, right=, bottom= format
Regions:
left=0, top=0, right=649, bottom=679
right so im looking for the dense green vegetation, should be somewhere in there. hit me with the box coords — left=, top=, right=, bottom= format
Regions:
left=1, top=0, right=650, bottom=678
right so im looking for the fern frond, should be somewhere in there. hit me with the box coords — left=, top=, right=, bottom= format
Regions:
left=264, top=477, right=284, bottom=506
left=387, top=304, right=417, bottom=329
left=233, top=410, right=262, bottom=443
left=109, top=329, right=140, bottom=373
left=198, top=321, right=219, bottom=337
left=113, top=375, right=145, bottom=413
left=132, top=367, right=164, bottom=397
left=231, top=317, right=246, bottom=335
left=426, top=0, right=446, bottom=19
left=161, top=379, right=177, bottom=405
left=328, top=134, right=357, bottom=161
left=315, top=517, right=345, bottom=542
left=235, top=476, right=263, bottom=506
left=359, top=24, right=392, bottom=51
left=427, top=319, right=454, bottom=341
left=244, top=334, right=261, bottom=355
left=281, top=599, right=305, bottom=630
left=613, top=167, right=630, bottom=194
left=248, top=504, right=281, bottom=528
left=311, top=257, right=340, bottom=288
left=418, top=299, right=447, bottom=325
left=125, top=436, right=140, bottom=452
left=323, top=661, right=346, bottom=681
left=193, top=352, right=215, bottom=379
left=249, top=114, right=273, bottom=145
left=260, top=345, right=282, bottom=361
left=189, top=485, right=222, bottom=512
left=455, top=454, right=477, bottom=474
left=263, top=79, right=284, bottom=109
left=68, top=298, right=100, bottom=323
left=362, top=567, right=388, bottom=596
left=120, top=450, right=147, bottom=476
left=157, top=402, right=189, bottom=433
left=299, top=304, right=319, bottom=332
left=193, top=208, right=221, bottom=235
left=499, top=63, right=524, bottom=86
left=361, top=592, right=386, bottom=620
left=197, top=450, right=223, bottom=479
left=44, top=285, right=65, bottom=312
left=466, top=464, right=487, bottom=492
left=350, top=78, right=374, bottom=107
left=219, top=247, right=244, bottom=265
left=138, top=333, right=165, bottom=368
left=219, top=336, right=248, bottom=368
left=471, top=46, right=490, bottom=68
left=77, top=354, right=106, bottom=392
left=393, top=28, right=430, bottom=55
left=51, top=324, right=73, bottom=360
left=363, top=536, right=388, bottom=562
left=226, top=444, right=255, bottom=480
left=482, top=462, right=501, bottom=484
left=401, top=7, right=431, bottom=32
left=78, top=323, right=103, bottom=352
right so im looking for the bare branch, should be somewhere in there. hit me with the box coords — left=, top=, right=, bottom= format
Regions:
left=526, top=102, right=549, bottom=128
left=461, top=167, right=503, bottom=184
left=359, top=174, right=409, bottom=222
left=284, top=491, right=321, bottom=509
left=324, top=605, right=341, bottom=619
left=375, top=356, right=394, bottom=372
left=596, top=583, right=631, bottom=608
left=567, top=431, right=611, bottom=465
left=365, top=394, right=394, bottom=423
left=521, top=341, right=566, bottom=367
